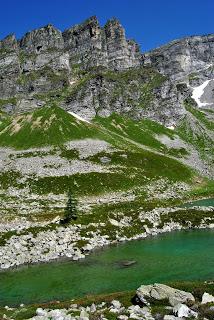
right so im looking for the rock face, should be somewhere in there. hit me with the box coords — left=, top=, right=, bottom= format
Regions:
left=0, top=34, right=20, bottom=100
left=143, top=35, right=214, bottom=80
left=141, top=35, right=214, bottom=125
left=0, top=16, right=140, bottom=101
left=0, top=16, right=213, bottom=126
left=20, top=24, right=64, bottom=53
left=62, top=16, right=141, bottom=70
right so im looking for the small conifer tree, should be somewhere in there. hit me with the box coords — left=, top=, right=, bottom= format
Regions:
left=61, top=191, right=78, bottom=224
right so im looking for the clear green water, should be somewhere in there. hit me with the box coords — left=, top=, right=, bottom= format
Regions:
left=1, top=229, right=214, bottom=306
left=183, top=198, right=214, bottom=207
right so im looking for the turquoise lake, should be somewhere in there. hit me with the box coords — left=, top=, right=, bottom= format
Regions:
left=183, top=197, right=214, bottom=207
left=0, top=229, right=214, bottom=306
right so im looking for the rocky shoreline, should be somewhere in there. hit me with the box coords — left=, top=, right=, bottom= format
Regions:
left=0, top=204, right=213, bottom=270
left=2, top=282, right=214, bottom=319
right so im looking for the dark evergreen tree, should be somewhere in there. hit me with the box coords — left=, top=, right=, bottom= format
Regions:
left=61, top=191, right=78, bottom=224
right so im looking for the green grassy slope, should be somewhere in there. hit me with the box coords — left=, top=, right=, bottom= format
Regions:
left=94, top=113, right=190, bottom=158
left=0, top=105, right=196, bottom=198
left=94, top=113, right=171, bottom=150
left=0, top=112, right=11, bottom=132
left=0, top=105, right=103, bottom=149
left=186, top=104, right=214, bottom=131
left=27, top=149, right=194, bottom=197
left=0, top=104, right=213, bottom=262
left=176, top=103, right=214, bottom=160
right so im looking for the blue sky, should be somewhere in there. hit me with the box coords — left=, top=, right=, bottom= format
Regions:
left=0, top=0, right=213, bottom=52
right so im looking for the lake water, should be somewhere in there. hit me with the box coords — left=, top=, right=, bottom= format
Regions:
left=182, top=197, right=214, bottom=207
left=1, top=229, right=214, bottom=306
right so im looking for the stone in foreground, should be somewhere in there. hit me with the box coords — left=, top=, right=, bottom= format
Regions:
left=173, top=303, right=197, bottom=318
left=136, top=283, right=195, bottom=306
left=201, top=292, right=214, bottom=304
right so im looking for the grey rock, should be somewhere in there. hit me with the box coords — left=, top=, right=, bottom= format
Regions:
left=90, top=303, right=96, bottom=313
left=143, top=34, right=214, bottom=80
left=36, top=308, right=48, bottom=316
left=201, top=292, right=214, bottom=304
left=100, top=156, right=111, bottom=164
left=48, top=308, right=67, bottom=319
left=111, top=300, right=122, bottom=309
left=136, top=283, right=195, bottom=307
left=173, top=303, right=197, bottom=318
left=79, top=310, right=89, bottom=320
left=20, top=24, right=64, bottom=53
left=163, top=316, right=182, bottom=320
left=0, top=16, right=213, bottom=131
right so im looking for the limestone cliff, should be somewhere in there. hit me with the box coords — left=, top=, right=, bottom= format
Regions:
left=0, top=16, right=213, bottom=127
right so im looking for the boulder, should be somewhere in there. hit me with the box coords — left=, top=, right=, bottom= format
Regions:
left=201, top=292, right=214, bottom=304
left=136, top=283, right=195, bottom=306
left=117, top=316, right=129, bottom=320
left=111, top=300, right=121, bottom=309
left=79, top=310, right=89, bottom=320
left=90, top=303, right=96, bottom=313
left=163, top=316, right=182, bottom=320
left=36, top=308, right=48, bottom=317
left=127, top=305, right=152, bottom=318
left=48, top=309, right=67, bottom=319
left=173, top=303, right=197, bottom=318
left=109, top=300, right=125, bottom=313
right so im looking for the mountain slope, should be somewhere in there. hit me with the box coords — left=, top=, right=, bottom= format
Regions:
left=0, top=17, right=213, bottom=180
left=0, top=103, right=213, bottom=272
left=95, top=113, right=180, bottom=154
left=0, top=105, right=103, bottom=149
left=0, top=17, right=213, bottom=272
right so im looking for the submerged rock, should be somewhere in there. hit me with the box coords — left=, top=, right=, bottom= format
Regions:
left=119, top=260, right=137, bottom=267
left=123, top=260, right=136, bottom=267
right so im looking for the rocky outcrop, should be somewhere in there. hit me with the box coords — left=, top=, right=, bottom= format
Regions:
left=62, top=16, right=141, bottom=70
left=140, top=35, right=214, bottom=126
left=63, top=16, right=106, bottom=69
left=0, top=34, right=20, bottom=100
left=20, top=24, right=64, bottom=53
left=0, top=34, right=18, bottom=51
left=0, top=16, right=141, bottom=105
left=104, top=18, right=141, bottom=70
left=143, top=34, right=214, bottom=80
left=0, top=17, right=213, bottom=127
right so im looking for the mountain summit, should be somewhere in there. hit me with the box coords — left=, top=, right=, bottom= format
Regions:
left=0, top=16, right=213, bottom=124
